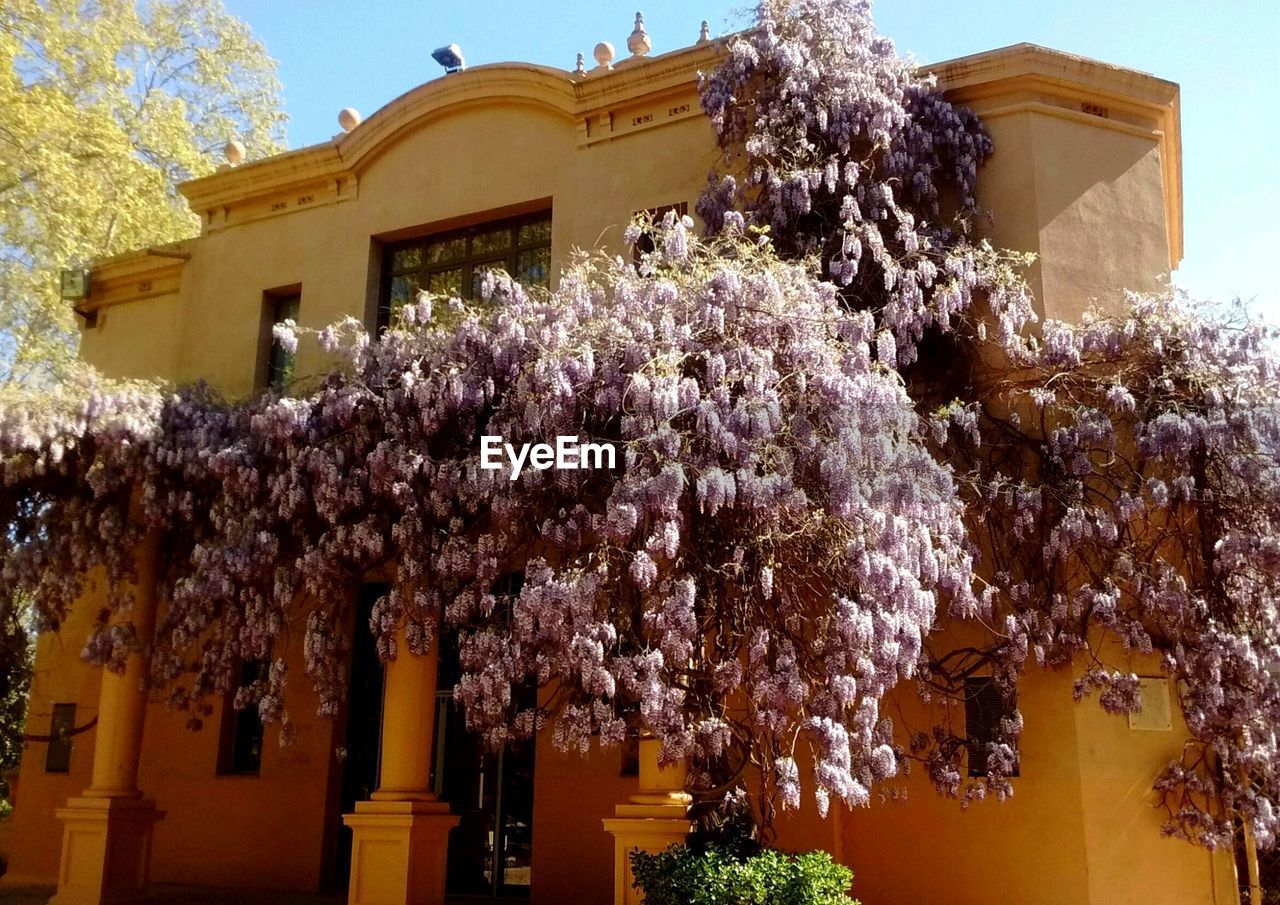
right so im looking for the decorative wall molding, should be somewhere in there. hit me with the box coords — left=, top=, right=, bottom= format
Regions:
left=928, top=43, right=1182, bottom=266
left=98, top=41, right=1181, bottom=308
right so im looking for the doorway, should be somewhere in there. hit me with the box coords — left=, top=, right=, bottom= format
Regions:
left=332, top=583, right=536, bottom=900
left=333, top=583, right=386, bottom=889
left=435, top=693, right=535, bottom=899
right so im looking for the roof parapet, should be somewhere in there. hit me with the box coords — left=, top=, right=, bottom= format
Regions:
left=172, top=39, right=1180, bottom=265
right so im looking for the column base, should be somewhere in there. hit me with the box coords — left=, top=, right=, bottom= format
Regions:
left=50, top=797, right=164, bottom=905
left=602, top=803, right=693, bottom=905
left=343, top=799, right=460, bottom=905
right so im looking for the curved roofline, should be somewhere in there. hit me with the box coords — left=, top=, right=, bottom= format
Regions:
left=336, top=62, right=579, bottom=170
left=178, top=43, right=722, bottom=212
left=175, top=41, right=1180, bottom=267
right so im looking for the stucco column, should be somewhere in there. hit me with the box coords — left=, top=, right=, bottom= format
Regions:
left=343, top=628, right=459, bottom=905
left=602, top=736, right=694, bottom=905
left=52, top=529, right=165, bottom=905
left=371, top=633, right=440, bottom=801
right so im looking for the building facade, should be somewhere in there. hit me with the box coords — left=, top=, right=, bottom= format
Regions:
left=0, top=29, right=1240, bottom=905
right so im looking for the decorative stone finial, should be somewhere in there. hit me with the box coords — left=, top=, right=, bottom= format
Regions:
left=593, top=41, right=615, bottom=71
left=574, top=52, right=586, bottom=76
left=627, top=12, right=651, bottom=57
left=698, top=20, right=711, bottom=44
left=223, top=139, right=245, bottom=166
left=338, top=107, right=362, bottom=132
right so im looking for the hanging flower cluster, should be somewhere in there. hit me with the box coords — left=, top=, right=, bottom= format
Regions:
left=697, top=0, right=1036, bottom=362
left=1, top=224, right=978, bottom=817
left=928, top=293, right=1280, bottom=848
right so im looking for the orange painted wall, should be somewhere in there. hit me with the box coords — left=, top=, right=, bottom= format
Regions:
left=0, top=573, right=104, bottom=883
left=836, top=658, right=1235, bottom=905
left=530, top=732, right=635, bottom=905
left=0, top=585, right=344, bottom=890
left=137, top=624, right=342, bottom=891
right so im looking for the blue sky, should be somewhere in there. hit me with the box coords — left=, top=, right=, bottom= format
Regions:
left=222, top=0, right=1280, bottom=322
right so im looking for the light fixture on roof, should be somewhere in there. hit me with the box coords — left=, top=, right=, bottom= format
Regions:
left=432, top=44, right=466, bottom=73
left=60, top=267, right=95, bottom=326
left=59, top=268, right=90, bottom=301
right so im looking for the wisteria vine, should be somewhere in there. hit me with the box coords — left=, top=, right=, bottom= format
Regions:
left=0, top=0, right=1275, bottom=851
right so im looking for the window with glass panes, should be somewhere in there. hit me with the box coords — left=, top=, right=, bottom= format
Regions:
left=45, top=703, right=77, bottom=773
left=379, top=212, right=552, bottom=330
left=217, top=659, right=267, bottom=775
left=264, top=291, right=300, bottom=392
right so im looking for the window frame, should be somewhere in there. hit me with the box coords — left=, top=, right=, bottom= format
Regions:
left=377, top=211, right=552, bottom=331
left=257, top=286, right=302, bottom=393
left=963, top=676, right=1019, bottom=778
left=217, top=660, right=268, bottom=776
left=44, top=702, right=77, bottom=773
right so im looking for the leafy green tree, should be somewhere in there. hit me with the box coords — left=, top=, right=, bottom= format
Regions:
left=0, top=0, right=285, bottom=386
left=0, top=0, right=284, bottom=794
left=0, top=598, right=31, bottom=773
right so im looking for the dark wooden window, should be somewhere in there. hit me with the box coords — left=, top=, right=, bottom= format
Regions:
left=620, top=735, right=640, bottom=777
left=218, top=660, right=267, bottom=775
left=964, top=677, right=1019, bottom=777
left=632, top=201, right=689, bottom=264
left=260, top=289, right=301, bottom=392
left=379, top=212, right=552, bottom=330
left=44, top=703, right=76, bottom=773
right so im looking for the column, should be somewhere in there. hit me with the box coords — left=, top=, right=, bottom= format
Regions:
left=51, top=530, right=165, bottom=905
left=343, top=630, right=459, bottom=905
left=602, top=736, right=694, bottom=905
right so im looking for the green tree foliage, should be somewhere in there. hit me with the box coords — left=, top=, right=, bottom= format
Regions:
left=0, top=0, right=284, bottom=793
left=0, top=0, right=285, bottom=386
left=0, top=598, right=30, bottom=772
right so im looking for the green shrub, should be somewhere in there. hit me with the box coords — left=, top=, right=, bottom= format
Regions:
left=630, top=842, right=856, bottom=905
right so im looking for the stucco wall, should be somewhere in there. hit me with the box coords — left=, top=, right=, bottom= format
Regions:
left=836, top=662, right=1234, bottom=905
left=0, top=572, right=103, bottom=884
left=0, top=583, right=342, bottom=891
left=973, top=109, right=1172, bottom=325
left=109, top=101, right=714, bottom=401
left=530, top=732, right=635, bottom=905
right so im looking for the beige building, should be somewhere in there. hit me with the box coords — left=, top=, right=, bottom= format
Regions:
left=0, top=27, right=1243, bottom=905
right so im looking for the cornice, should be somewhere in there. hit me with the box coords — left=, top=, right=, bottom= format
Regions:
left=81, top=242, right=192, bottom=312
left=178, top=42, right=725, bottom=230
left=926, top=43, right=1183, bottom=266
left=173, top=40, right=1180, bottom=260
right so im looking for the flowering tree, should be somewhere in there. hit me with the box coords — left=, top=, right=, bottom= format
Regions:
left=933, top=295, right=1280, bottom=847
left=0, top=228, right=981, bottom=818
left=0, top=0, right=1276, bottom=852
